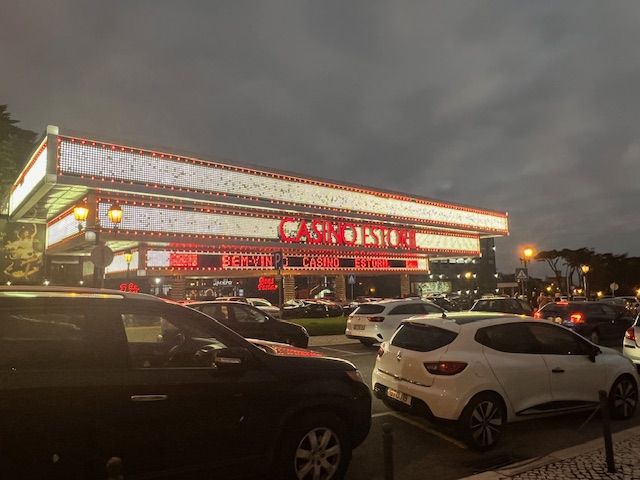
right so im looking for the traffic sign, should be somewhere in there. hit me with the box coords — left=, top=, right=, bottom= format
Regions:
left=348, top=274, right=356, bottom=285
left=515, top=268, right=528, bottom=281
left=273, top=251, right=284, bottom=270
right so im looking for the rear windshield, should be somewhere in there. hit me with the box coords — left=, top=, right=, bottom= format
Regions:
left=391, top=323, right=457, bottom=352
left=353, top=304, right=385, bottom=315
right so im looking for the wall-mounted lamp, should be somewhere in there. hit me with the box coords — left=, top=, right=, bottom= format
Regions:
left=74, top=203, right=89, bottom=232
left=108, top=203, right=123, bottom=225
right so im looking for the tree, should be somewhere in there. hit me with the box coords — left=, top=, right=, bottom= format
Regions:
left=0, top=105, right=38, bottom=206
left=535, top=250, right=565, bottom=293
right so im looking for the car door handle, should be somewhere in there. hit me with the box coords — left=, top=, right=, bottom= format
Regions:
left=131, top=394, right=168, bottom=402
left=552, top=368, right=565, bottom=373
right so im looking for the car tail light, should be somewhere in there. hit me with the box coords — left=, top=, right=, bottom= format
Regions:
left=423, top=362, right=468, bottom=375
left=533, top=311, right=542, bottom=319
left=368, top=316, right=385, bottom=322
left=625, top=328, right=636, bottom=341
left=570, top=313, right=585, bottom=324
left=377, top=346, right=385, bottom=358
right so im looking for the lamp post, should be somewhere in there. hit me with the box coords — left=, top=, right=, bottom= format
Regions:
left=74, top=201, right=123, bottom=288
left=581, top=265, right=590, bottom=299
left=520, top=247, right=534, bottom=298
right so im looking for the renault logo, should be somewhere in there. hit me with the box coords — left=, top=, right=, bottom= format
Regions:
left=396, top=351, right=402, bottom=362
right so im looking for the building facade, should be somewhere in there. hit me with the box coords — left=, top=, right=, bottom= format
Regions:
left=5, top=126, right=509, bottom=302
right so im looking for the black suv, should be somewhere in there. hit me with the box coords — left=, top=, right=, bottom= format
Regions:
left=0, top=286, right=371, bottom=479
left=535, top=300, right=635, bottom=345
left=186, top=300, right=309, bottom=348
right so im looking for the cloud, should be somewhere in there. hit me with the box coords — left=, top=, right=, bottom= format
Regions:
left=3, top=1, right=640, bottom=275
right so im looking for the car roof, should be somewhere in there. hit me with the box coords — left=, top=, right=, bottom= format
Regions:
left=0, top=285, right=163, bottom=303
left=402, top=311, right=530, bottom=330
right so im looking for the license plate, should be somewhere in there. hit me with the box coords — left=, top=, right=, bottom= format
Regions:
left=354, top=324, right=365, bottom=330
left=387, top=388, right=411, bottom=405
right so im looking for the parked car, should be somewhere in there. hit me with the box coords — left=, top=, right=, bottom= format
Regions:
left=535, top=300, right=635, bottom=345
left=346, top=298, right=444, bottom=346
left=0, top=286, right=371, bottom=479
left=425, top=295, right=462, bottom=312
left=186, top=300, right=308, bottom=348
left=599, top=296, right=640, bottom=316
left=372, top=312, right=638, bottom=451
left=214, top=296, right=281, bottom=317
left=342, top=297, right=384, bottom=316
left=623, top=314, right=640, bottom=370
left=470, top=296, right=533, bottom=316
left=280, top=299, right=338, bottom=319
left=313, top=299, right=344, bottom=317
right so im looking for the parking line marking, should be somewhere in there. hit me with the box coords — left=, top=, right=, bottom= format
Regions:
left=372, top=411, right=468, bottom=449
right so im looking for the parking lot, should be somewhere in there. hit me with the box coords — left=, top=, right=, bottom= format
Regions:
left=311, top=341, right=640, bottom=480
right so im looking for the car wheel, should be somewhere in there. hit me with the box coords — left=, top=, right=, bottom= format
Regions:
left=458, top=393, right=505, bottom=451
left=275, top=411, right=351, bottom=480
left=609, top=375, right=638, bottom=420
left=589, top=330, right=601, bottom=345
left=359, top=338, right=377, bottom=347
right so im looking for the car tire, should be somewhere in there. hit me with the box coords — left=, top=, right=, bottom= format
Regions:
left=589, top=330, right=601, bottom=345
left=275, top=411, right=352, bottom=480
left=458, top=393, right=505, bottom=451
left=359, top=338, right=377, bottom=347
left=608, top=375, right=638, bottom=420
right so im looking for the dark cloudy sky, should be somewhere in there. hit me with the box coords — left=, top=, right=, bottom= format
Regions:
left=3, top=1, right=640, bottom=277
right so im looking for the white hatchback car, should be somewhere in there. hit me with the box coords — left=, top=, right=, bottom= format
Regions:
left=373, top=312, right=639, bottom=450
left=345, top=298, right=444, bottom=346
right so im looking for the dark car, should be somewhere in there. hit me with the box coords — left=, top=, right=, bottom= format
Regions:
left=186, top=300, right=309, bottom=348
left=535, top=300, right=635, bottom=345
left=281, top=299, right=332, bottom=319
left=470, top=296, right=534, bottom=316
left=312, top=299, right=344, bottom=317
left=0, top=286, right=371, bottom=479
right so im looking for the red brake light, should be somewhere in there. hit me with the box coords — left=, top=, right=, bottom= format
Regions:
left=423, top=362, right=468, bottom=375
left=570, top=313, right=585, bottom=324
left=625, top=328, right=636, bottom=341
left=557, top=301, right=569, bottom=305
left=533, top=311, right=542, bottom=319
left=368, top=316, right=385, bottom=322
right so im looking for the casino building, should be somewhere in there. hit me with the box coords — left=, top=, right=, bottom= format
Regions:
left=5, top=126, right=509, bottom=302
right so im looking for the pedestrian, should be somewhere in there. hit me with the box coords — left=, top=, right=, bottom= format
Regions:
left=537, top=291, right=549, bottom=309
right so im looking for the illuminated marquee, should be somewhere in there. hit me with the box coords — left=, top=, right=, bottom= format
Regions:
left=57, top=135, right=509, bottom=234
left=145, top=250, right=429, bottom=272
left=48, top=205, right=481, bottom=255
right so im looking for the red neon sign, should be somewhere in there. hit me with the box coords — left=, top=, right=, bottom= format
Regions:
left=120, top=283, right=140, bottom=293
left=258, top=277, right=278, bottom=291
left=169, top=253, right=199, bottom=268
left=279, top=217, right=417, bottom=249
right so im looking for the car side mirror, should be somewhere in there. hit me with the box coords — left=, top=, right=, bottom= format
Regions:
left=194, top=346, right=251, bottom=370
left=588, top=344, right=601, bottom=363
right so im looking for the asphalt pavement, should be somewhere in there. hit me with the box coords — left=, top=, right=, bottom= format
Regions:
left=309, top=335, right=640, bottom=480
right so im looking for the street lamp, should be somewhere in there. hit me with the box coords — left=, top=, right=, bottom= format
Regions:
left=522, top=247, right=534, bottom=267
left=581, top=265, right=590, bottom=299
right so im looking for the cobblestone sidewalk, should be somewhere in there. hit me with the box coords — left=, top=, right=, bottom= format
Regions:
left=462, top=425, right=640, bottom=480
